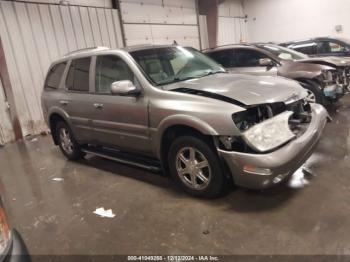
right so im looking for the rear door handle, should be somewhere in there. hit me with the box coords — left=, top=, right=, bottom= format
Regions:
left=60, top=100, right=68, bottom=106
left=93, top=103, right=104, bottom=109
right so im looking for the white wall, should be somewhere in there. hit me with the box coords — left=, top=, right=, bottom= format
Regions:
left=217, top=0, right=248, bottom=45
left=244, top=0, right=350, bottom=43
left=120, top=0, right=201, bottom=49
left=0, top=1, right=123, bottom=140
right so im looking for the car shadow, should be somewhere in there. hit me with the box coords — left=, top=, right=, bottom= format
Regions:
left=76, top=155, right=301, bottom=212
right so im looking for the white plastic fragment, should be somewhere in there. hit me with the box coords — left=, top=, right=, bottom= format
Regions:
left=288, top=168, right=310, bottom=188
left=52, top=177, right=64, bottom=182
left=93, top=207, right=116, bottom=218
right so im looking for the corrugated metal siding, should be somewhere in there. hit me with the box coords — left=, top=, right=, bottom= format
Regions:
left=120, top=0, right=201, bottom=49
left=0, top=1, right=123, bottom=140
left=0, top=78, right=14, bottom=145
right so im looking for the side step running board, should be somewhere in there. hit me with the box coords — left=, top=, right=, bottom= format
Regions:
left=81, top=148, right=162, bottom=173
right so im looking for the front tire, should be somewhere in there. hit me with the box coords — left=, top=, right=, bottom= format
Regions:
left=301, top=80, right=325, bottom=105
left=168, top=136, right=227, bottom=198
left=56, top=121, right=85, bottom=160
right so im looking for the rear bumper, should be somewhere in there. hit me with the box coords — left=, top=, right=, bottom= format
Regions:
left=218, top=103, right=328, bottom=189
left=3, top=230, right=30, bottom=262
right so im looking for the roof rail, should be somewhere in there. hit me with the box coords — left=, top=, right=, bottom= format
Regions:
left=64, top=46, right=110, bottom=57
left=201, top=43, right=250, bottom=52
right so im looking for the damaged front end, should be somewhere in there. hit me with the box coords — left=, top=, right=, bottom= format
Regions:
left=318, top=69, right=348, bottom=99
left=218, top=99, right=312, bottom=153
left=217, top=100, right=328, bottom=189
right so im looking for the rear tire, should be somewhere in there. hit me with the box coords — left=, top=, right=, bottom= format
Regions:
left=168, top=136, right=227, bottom=198
left=55, top=121, right=85, bottom=160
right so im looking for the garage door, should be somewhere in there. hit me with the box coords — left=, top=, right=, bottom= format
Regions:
left=0, top=1, right=123, bottom=139
left=120, top=0, right=201, bottom=49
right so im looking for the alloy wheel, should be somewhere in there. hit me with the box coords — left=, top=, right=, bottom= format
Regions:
left=59, top=127, right=74, bottom=155
left=305, top=90, right=316, bottom=103
left=175, top=147, right=211, bottom=190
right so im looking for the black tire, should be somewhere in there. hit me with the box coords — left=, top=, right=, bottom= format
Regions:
left=302, top=80, right=325, bottom=105
left=55, top=121, right=85, bottom=160
left=168, top=136, right=227, bottom=198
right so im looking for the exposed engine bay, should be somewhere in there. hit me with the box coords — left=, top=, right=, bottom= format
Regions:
left=220, top=99, right=312, bottom=153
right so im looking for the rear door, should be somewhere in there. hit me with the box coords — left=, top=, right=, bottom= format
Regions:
left=60, top=57, right=96, bottom=143
left=90, top=54, right=151, bottom=155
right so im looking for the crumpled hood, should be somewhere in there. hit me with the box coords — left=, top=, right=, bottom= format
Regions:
left=298, top=56, right=350, bottom=67
left=165, top=73, right=307, bottom=106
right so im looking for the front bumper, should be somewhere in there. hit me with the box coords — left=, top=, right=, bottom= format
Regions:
left=218, top=103, right=328, bottom=189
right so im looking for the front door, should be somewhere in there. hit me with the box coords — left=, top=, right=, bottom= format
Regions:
left=90, top=55, right=151, bottom=155
left=228, top=48, right=278, bottom=76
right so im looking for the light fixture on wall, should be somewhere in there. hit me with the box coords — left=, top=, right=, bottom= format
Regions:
left=335, top=25, right=343, bottom=34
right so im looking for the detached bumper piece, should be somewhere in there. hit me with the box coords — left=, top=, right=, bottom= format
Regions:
left=218, top=104, right=328, bottom=189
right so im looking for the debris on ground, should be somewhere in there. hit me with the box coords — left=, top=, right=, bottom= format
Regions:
left=40, top=130, right=50, bottom=136
left=202, top=230, right=210, bottom=235
left=52, top=177, right=64, bottom=182
left=93, top=207, right=115, bottom=218
left=288, top=167, right=310, bottom=188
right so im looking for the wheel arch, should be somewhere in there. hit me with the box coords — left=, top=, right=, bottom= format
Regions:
left=48, top=110, right=70, bottom=145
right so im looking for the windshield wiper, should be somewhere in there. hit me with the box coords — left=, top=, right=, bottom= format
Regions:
left=199, top=70, right=227, bottom=77
left=160, top=70, right=227, bottom=86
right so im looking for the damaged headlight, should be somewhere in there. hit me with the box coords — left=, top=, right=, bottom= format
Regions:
left=242, top=111, right=296, bottom=153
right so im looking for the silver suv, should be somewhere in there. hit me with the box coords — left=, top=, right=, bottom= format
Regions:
left=42, top=45, right=328, bottom=198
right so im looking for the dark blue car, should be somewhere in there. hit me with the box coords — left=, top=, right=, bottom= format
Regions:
left=281, top=37, right=350, bottom=57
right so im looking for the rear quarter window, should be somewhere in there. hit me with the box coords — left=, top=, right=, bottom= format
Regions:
left=45, top=62, right=67, bottom=89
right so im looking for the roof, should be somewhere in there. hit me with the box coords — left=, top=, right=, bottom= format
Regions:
left=53, top=44, right=177, bottom=64
left=203, top=43, right=254, bottom=52
left=121, top=44, right=174, bottom=52
left=281, top=36, right=342, bottom=45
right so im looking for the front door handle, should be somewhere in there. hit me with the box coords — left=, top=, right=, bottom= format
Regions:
left=93, top=103, right=104, bottom=109
left=60, top=100, right=68, bottom=106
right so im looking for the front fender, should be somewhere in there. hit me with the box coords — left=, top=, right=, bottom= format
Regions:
left=152, top=114, right=219, bottom=159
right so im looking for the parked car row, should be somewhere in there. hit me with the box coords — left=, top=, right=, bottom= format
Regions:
left=205, top=43, right=350, bottom=105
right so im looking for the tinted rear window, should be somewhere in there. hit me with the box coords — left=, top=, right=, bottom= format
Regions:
left=66, top=57, right=91, bottom=92
left=45, top=62, right=66, bottom=89
left=207, top=50, right=235, bottom=67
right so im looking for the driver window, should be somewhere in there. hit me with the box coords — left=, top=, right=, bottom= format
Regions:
left=234, top=49, right=269, bottom=67
left=95, top=55, right=137, bottom=94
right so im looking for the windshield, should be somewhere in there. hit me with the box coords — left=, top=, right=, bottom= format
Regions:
left=259, top=44, right=308, bottom=60
left=130, top=46, right=225, bottom=86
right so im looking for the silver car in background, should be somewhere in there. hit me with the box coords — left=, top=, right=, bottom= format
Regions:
left=41, top=45, right=328, bottom=198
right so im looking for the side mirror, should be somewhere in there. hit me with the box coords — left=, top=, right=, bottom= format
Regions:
left=110, top=80, right=140, bottom=96
left=259, top=58, right=274, bottom=66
